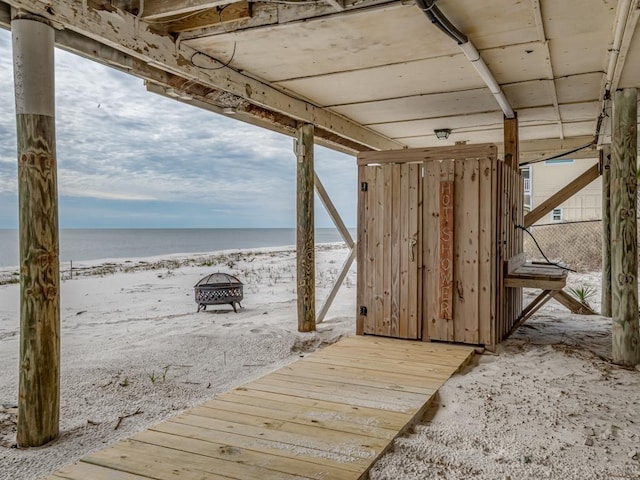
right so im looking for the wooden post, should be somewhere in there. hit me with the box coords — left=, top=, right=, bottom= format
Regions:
left=296, top=123, right=315, bottom=332
left=12, top=16, right=60, bottom=446
left=611, top=88, right=639, bottom=367
left=504, top=112, right=519, bottom=170
left=601, top=146, right=612, bottom=317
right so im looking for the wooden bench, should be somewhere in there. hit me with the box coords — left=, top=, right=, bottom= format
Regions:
left=505, top=253, right=596, bottom=336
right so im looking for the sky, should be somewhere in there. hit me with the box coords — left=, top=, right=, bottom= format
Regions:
left=0, top=29, right=357, bottom=229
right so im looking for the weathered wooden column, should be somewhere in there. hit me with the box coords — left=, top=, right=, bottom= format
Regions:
left=296, top=123, right=316, bottom=332
left=611, top=88, right=639, bottom=366
left=504, top=112, right=519, bottom=169
left=13, top=15, right=61, bottom=446
left=601, top=145, right=612, bottom=317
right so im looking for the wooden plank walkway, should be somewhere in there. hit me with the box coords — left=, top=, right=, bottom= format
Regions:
left=48, top=335, right=475, bottom=480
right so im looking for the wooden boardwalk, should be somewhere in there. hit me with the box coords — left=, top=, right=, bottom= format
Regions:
left=48, top=335, right=475, bottom=480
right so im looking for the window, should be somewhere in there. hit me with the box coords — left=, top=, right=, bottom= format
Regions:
left=520, top=166, right=532, bottom=210
left=551, top=208, right=563, bottom=221
left=544, top=159, right=574, bottom=165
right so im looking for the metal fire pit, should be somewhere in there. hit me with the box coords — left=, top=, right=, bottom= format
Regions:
left=194, top=272, right=243, bottom=313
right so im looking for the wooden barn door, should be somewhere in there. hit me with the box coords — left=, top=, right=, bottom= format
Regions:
left=357, top=163, right=422, bottom=339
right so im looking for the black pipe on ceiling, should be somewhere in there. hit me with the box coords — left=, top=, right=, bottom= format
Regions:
left=415, top=0, right=468, bottom=44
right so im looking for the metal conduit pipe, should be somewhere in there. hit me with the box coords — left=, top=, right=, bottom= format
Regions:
left=596, top=0, right=633, bottom=143
left=415, top=0, right=515, bottom=119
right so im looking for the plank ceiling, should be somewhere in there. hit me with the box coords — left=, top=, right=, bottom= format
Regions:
left=1, top=0, right=638, bottom=160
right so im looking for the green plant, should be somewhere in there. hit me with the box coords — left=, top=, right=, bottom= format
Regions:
left=162, top=365, right=170, bottom=383
left=148, top=371, right=156, bottom=384
left=568, top=285, right=597, bottom=307
left=119, top=377, right=129, bottom=387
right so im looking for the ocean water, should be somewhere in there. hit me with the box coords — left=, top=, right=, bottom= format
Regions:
left=0, top=228, right=356, bottom=268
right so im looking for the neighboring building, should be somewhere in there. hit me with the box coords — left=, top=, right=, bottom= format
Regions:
left=521, top=158, right=602, bottom=224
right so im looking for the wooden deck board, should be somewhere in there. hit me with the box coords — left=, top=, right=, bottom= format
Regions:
left=47, top=335, right=475, bottom=480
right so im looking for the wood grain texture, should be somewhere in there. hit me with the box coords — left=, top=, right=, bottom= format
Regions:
left=503, top=112, right=519, bottom=169
left=17, top=113, right=60, bottom=448
left=408, top=163, right=421, bottom=339
left=373, top=166, right=384, bottom=335
left=296, top=123, right=315, bottom=332
left=390, top=164, right=401, bottom=337
left=478, top=158, right=493, bottom=346
left=360, top=163, right=420, bottom=339
left=381, top=165, right=392, bottom=336
left=358, top=144, right=497, bottom=166
left=155, top=1, right=251, bottom=33
left=611, top=88, right=640, bottom=366
left=461, top=160, right=480, bottom=344
left=356, top=165, right=366, bottom=335
left=438, top=180, right=454, bottom=320
left=49, top=336, right=474, bottom=480
left=601, top=146, right=612, bottom=317
left=422, top=160, right=439, bottom=341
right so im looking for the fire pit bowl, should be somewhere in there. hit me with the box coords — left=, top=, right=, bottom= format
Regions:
left=194, top=272, right=243, bottom=313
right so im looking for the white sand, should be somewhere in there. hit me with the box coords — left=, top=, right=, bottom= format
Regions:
left=1, top=250, right=639, bottom=480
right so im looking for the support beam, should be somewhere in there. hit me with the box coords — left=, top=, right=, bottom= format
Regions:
left=296, top=124, right=316, bottom=332
left=12, top=15, right=60, bottom=447
left=140, top=0, right=238, bottom=20
left=503, top=112, right=519, bottom=169
left=530, top=0, right=564, bottom=139
left=2, top=0, right=402, bottom=152
left=314, top=172, right=354, bottom=249
left=153, top=1, right=251, bottom=33
left=611, top=88, right=639, bottom=367
left=523, top=163, right=601, bottom=227
left=316, top=247, right=356, bottom=324
left=516, top=135, right=597, bottom=165
left=601, top=145, right=612, bottom=317
left=177, top=0, right=397, bottom=39
left=314, top=171, right=355, bottom=324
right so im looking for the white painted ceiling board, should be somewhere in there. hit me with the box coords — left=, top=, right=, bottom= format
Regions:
left=542, top=0, right=616, bottom=40
left=183, top=5, right=460, bottom=83
left=548, top=32, right=612, bottom=77
left=370, top=111, right=505, bottom=138
left=275, top=55, right=487, bottom=107
left=392, top=122, right=566, bottom=147
left=562, top=121, right=598, bottom=138
left=502, top=80, right=556, bottom=109
left=481, top=42, right=550, bottom=84
left=331, top=89, right=498, bottom=125
left=365, top=106, right=560, bottom=139
left=559, top=102, right=601, bottom=123
left=430, top=0, right=539, bottom=49
left=555, top=73, right=603, bottom=104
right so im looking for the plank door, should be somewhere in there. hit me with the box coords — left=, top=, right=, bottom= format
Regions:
left=357, top=163, right=421, bottom=339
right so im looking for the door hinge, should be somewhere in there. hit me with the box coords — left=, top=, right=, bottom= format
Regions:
left=359, top=306, right=368, bottom=316
left=360, top=182, right=368, bottom=192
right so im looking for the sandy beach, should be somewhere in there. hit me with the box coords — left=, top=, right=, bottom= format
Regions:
left=1, top=245, right=639, bottom=479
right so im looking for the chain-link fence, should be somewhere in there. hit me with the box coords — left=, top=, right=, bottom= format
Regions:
left=523, top=220, right=603, bottom=272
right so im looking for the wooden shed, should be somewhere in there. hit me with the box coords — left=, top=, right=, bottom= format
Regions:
left=356, top=144, right=524, bottom=350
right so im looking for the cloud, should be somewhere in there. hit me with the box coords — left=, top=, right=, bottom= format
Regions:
left=0, top=29, right=357, bottom=228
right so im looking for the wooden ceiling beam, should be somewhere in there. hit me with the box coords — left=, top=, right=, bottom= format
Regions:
left=531, top=0, right=564, bottom=140
left=141, top=0, right=238, bottom=20
left=149, top=1, right=251, bottom=33
left=0, top=0, right=401, bottom=151
left=176, top=0, right=398, bottom=40
left=0, top=5, right=370, bottom=155
left=323, top=0, right=345, bottom=12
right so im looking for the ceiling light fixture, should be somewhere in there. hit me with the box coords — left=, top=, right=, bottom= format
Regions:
left=434, top=128, right=451, bottom=140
